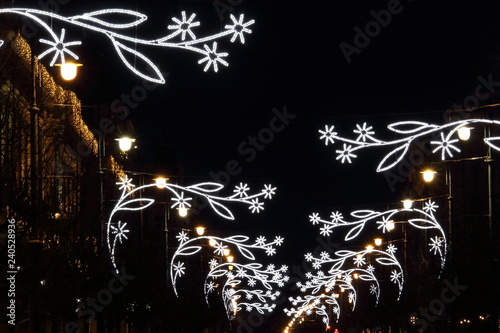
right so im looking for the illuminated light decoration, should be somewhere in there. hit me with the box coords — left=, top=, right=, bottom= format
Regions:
left=318, top=119, right=500, bottom=172
left=285, top=247, right=402, bottom=330
left=309, top=200, right=447, bottom=269
left=171, top=233, right=285, bottom=298
left=38, top=28, right=81, bottom=66
left=205, top=262, right=289, bottom=320
left=0, top=40, right=4, bottom=47
left=0, top=8, right=255, bottom=83
left=107, top=175, right=275, bottom=273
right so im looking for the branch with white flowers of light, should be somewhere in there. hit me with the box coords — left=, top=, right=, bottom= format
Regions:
left=171, top=233, right=284, bottom=297
left=284, top=247, right=400, bottom=329
left=107, top=176, right=276, bottom=273
left=309, top=200, right=447, bottom=269
left=0, top=7, right=255, bottom=82
left=205, top=262, right=288, bottom=320
left=318, top=119, right=500, bottom=172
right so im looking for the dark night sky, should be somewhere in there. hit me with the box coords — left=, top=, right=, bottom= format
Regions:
left=21, top=0, right=500, bottom=269
left=10, top=0, right=500, bottom=328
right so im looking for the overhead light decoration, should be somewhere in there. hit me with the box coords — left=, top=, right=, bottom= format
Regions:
left=284, top=247, right=402, bottom=330
left=205, top=262, right=288, bottom=320
left=107, top=176, right=276, bottom=273
left=286, top=200, right=447, bottom=330
left=318, top=119, right=500, bottom=172
left=0, top=8, right=255, bottom=83
left=173, top=232, right=287, bottom=320
left=308, top=200, right=447, bottom=268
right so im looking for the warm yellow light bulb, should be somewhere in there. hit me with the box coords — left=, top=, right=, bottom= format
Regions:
left=58, top=62, right=82, bottom=80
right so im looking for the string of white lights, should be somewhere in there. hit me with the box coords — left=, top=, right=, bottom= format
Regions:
left=205, top=262, right=288, bottom=320
left=171, top=233, right=284, bottom=296
left=318, top=119, right=500, bottom=172
left=0, top=8, right=255, bottom=82
left=284, top=294, right=341, bottom=329
left=309, top=200, right=447, bottom=269
left=107, top=176, right=276, bottom=274
left=285, top=248, right=402, bottom=330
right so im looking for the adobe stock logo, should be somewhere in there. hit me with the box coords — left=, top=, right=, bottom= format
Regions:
left=410, top=277, right=467, bottom=330
left=339, top=0, right=407, bottom=64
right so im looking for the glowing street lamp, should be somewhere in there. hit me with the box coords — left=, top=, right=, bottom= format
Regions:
left=402, top=199, right=413, bottom=209
left=457, top=126, right=472, bottom=141
left=154, top=177, right=169, bottom=189
left=374, top=238, right=383, bottom=246
left=56, top=62, right=82, bottom=80
left=195, top=226, right=205, bottom=236
left=116, top=137, right=135, bottom=152
left=177, top=206, right=188, bottom=217
left=421, top=170, right=437, bottom=182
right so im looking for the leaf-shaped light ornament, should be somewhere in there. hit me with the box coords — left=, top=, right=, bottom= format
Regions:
left=484, top=136, right=500, bottom=152
left=387, top=121, right=438, bottom=134
left=70, top=9, right=148, bottom=29
left=209, top=199, right=235, bottom=220
left=350, top=210, right=378, bottom=219
left=376, top=143, right=410, bottom=172
left=237, top=245, right=257, bottom=260
left=345, top=222, right=366, bottom=241
left=408, top=218, right=439, bottom=230
left=187, top=182, right=225, bottom=193
left=116, top=198, right=155, bottom=211
left=110, top=38, right=165, bottom=83
left=226, top=235, right=250, bottom=243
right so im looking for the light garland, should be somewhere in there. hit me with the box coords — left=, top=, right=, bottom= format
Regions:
left=171, top=233, right=284, bottom=296
left=107, top=176, right=276, bottom=273
left=284, top=248, right=401, bottom=329
left=172, top=232, right=287, bottom=320
left=205, top=262, right=288, bottom=320
left=318, top=119, right=500, bottom=172
left=0, top=8, right=255, bottom=83
left=285, top=200, right=446, bottom=330
left=309, top=200, right=447, bottom=268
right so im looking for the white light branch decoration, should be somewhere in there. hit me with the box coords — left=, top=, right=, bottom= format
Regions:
left=309, top=200, right=447, bottom=269
left=171, top=233, right=284, bottom=297
left=285, top=248, right=402, bottom=329
left=107, top=176, right=275, bottom=273
left=318, top=119, right=500, bottom=172
left=0, top=8, right=255, bottom=83
left=205, top=262, right=288, bottom=320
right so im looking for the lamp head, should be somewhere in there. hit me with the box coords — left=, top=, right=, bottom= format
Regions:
left=56, top=62, right=82, bottom=80
left=178, top=207, right=188, bottom=217
left=402, top=199, right=413, bottom=209
left=458, top=126, right=472, bottom=141
left=195, top=226, right=205, bottom=236
left=421, top=170, right=436, bottom=182
left=116, top=137, right=135, bottom=152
